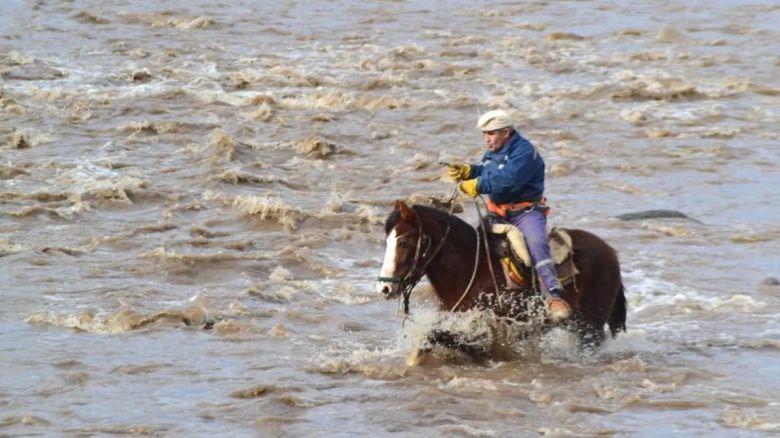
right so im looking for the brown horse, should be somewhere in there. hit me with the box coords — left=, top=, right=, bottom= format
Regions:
left=376, top=201, right=626, bottom=355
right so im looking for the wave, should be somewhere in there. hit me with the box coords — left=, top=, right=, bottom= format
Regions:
left=0, top=93, right=26, bottom=115
left=25, top=305, right=211, bottom=334
left=72, top=11, right=110, bottom=25
left=201, top=190, right=307, bottom=230
left=279, top=90, right=407, bottom=112
left=4, top=199, right=91, bottom=220
left=118, top=12, right=215, bottom=30
left=0, top=239, right=26, bottom=257
left=2, top=129, right=53, bottom=149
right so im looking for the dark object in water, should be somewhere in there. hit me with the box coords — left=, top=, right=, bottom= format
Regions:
left=761, top=277, right=780, bottom=286
left=616, top=209, right=699, bottom=222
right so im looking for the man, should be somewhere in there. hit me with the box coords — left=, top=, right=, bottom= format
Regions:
left=447, top=109, right=572, bottom=322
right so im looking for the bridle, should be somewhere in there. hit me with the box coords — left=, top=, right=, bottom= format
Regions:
left=376, top=191, right=502, bottom=316
left=376, top=214, right=446, bottom=315
left=377, top=187, right=482, bottom=315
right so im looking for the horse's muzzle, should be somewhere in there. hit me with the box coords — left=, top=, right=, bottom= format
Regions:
left=377, top=282, right=400, bottom=299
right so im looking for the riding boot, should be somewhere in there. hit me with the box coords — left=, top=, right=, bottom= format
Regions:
left=547, top=288, right=572, bottom=323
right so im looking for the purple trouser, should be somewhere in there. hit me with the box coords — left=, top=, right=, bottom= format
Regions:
left=507, top=206, right=563, bottom=296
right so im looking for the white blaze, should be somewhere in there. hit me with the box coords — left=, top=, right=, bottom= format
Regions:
left=376, top=229, right=398, bottom=293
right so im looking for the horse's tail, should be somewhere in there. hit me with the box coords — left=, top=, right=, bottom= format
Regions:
left=608, top=283, right=627, bottom=337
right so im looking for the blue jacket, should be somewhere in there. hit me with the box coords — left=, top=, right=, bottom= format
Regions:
left=471, top=131, right=545, bottom=205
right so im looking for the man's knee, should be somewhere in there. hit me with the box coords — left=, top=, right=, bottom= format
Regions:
left=523, top=234, right=546, bottom=248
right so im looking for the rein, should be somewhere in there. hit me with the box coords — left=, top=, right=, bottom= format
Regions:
left=450, top=195, right=501, bottom=312
left=449, top=223, right=480, bottom=311
left=476, top=195, right=502, bottom=298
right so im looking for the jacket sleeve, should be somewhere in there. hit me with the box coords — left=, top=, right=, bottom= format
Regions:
left=469, top=151, right=489, bottom=178
left=477, top=144, right=538, bottom=198
left=470, top=162, right=484, bottom=178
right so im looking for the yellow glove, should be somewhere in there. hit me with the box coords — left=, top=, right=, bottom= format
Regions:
left=458, top=178, right=479, bottom=198
left=446, top=163, right=471, bottom=182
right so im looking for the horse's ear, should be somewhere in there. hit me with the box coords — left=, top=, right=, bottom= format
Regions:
left=398, top=201, right=417, bottom=223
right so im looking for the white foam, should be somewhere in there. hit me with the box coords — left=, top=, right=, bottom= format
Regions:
left=269, top=265, right=294, bottom=282
left=321, top=279, right=374, bottom=305
left=441, top=376, right=499, bottom=391
left=625, top=264, right=766, bottom=316
left=51, top=161, right=149, bottom=202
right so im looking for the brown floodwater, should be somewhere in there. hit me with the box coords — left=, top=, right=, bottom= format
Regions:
left=1, top=0, right=779, bottom=436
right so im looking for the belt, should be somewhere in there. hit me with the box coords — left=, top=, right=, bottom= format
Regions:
left=506, top=204, right=542, bottom=216
left=486, top=195, right=547, bottom=217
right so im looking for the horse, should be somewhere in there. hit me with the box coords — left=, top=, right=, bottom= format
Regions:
left=376, top=200, right=626, bottom=359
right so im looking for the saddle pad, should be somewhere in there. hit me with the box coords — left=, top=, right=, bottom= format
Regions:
left=489, top=225, right=574, bottom=267
left=549, top=227, right=573, bottom=265
left=490, top=224, right=531, bottom=266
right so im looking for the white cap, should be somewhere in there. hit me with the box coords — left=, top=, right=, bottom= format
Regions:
left=476, top=109, right=513, bottom=131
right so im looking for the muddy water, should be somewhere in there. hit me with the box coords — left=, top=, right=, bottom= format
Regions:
left=2, top=0, right=779, bottom=436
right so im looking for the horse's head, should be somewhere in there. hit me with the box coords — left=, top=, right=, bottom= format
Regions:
left=376, top=201, right=423, bottom=299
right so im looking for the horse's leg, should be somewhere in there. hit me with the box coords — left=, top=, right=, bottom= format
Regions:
left=558, top=276, right=610, bottom=351
left=425, top=329, right=490, bottom=363
left=571, top=277, right=623, bottom=350
left=575, top=272, right=624, bottom=351
left=567, top=318, right=606, bottom=351
left=406, top=329, right=492, bottom=366
left=406, top=345, right=444, bottom=367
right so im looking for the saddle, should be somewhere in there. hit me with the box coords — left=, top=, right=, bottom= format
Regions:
left=486, top=222, right=578, bottom=292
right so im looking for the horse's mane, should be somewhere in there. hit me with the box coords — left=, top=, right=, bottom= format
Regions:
left=384, top=204, right=474, bottom=236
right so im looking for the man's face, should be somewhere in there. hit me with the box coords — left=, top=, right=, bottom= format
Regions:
left=483, top=128, right=511, bottom=152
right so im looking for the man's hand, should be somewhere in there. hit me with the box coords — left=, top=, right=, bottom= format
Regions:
left=446, top=163, right=471, bottom=182
left=458, top=178, right=479, bottom=198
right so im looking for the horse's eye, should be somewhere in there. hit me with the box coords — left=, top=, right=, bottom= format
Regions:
left=398, top=238, right=412, bottom=249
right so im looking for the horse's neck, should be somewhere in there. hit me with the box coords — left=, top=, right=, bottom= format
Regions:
left=423, top=219, right=484, bottom=309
